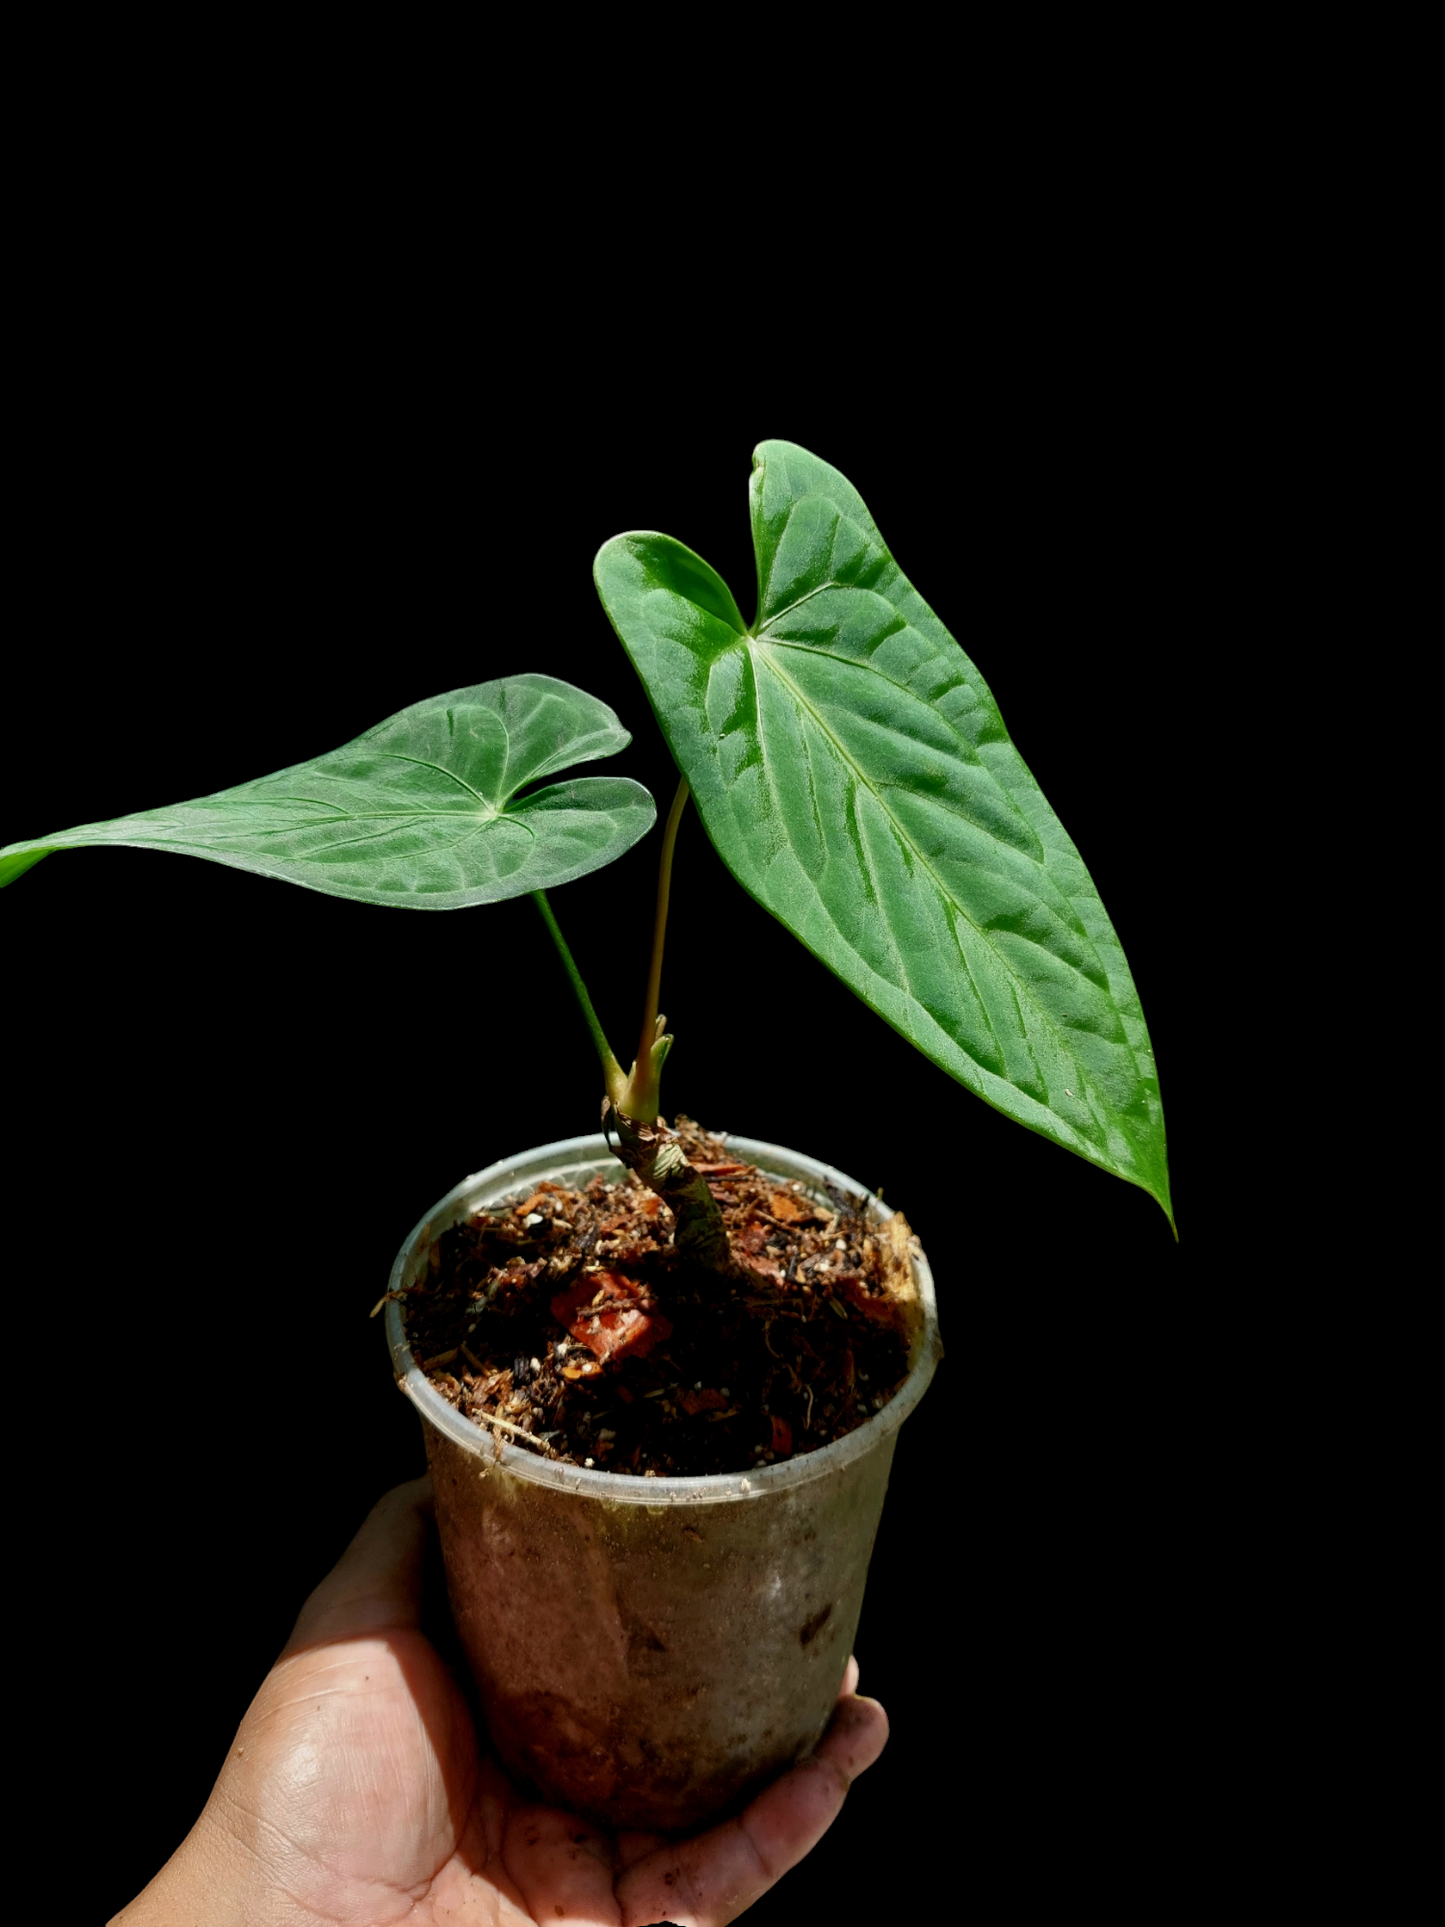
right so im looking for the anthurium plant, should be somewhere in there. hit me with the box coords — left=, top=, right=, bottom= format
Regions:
left=0, top=440, right=1172, bottom=1236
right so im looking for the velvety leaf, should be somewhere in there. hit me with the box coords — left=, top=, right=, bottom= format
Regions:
left=0, top=674, right=655, bottom=909
left=594, top=442, right=1172, bottom=1223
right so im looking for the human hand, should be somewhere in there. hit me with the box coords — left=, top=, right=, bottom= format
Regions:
left=114, top=1476, right=888, bottom=1925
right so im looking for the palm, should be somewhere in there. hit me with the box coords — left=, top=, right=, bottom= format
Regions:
left=235, top=1622, right=516, bottom=1922
left=117, top=1481, right=888, bottom=1927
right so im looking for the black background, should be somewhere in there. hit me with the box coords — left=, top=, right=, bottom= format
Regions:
left=10, top=238, right=1254, bottom=1918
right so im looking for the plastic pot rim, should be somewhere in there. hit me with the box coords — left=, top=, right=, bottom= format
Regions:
left=386, top=1132, right=943, bottom=1508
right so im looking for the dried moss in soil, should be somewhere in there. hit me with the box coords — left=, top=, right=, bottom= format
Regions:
left=401, top=1120, right=913, bottom=1477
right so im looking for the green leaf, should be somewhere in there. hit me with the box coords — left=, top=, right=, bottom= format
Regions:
left=594, top=441, right=1172, bottom=1225
left=0, top=848, right=51, bottom=889
left=0, top=674, right=655, bottom=909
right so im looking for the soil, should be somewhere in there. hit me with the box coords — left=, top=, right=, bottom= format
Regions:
left=399, top=1118, right=919, bottom=1477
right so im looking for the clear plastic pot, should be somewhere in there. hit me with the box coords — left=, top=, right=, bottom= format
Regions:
left=386, top=1133, right=942, bottom=1833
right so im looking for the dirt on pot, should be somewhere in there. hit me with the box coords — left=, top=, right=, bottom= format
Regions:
left=397, top=1119, right=918, bottom=1477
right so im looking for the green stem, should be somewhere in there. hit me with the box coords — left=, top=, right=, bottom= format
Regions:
left=604, top=1104, right=731, bottom=1270
left=535, top=784, right=727, bottom=1272
left=622, top=776, right=690, bottom=1122
left=531, top=890, right=627, bottom=1106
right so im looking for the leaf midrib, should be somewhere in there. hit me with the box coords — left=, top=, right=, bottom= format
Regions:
left=26, top=782, right=651, bottom=855
left=750, top=639, right=1131, bottom=1125
left=47, top=813, right=534, bottom=860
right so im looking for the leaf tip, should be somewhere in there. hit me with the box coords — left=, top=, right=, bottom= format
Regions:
left=0, top=846, right=50, bottom=891
left=1152, top=1179, right=1179, bottom=1242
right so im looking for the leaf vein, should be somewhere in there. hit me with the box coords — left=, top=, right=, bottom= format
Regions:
left=378, top=753, right=496, bottom=810
left=753, top=644, right=1100, bottom=1106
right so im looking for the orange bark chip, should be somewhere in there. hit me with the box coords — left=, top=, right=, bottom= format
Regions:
left=767, top=1190, right=810, bottom=1222
left=837, top=1274, right=899, bottom=1325
left=770, top=1415, right=793, bottom=1456
left=550, top=1271, right=673, bottom=1363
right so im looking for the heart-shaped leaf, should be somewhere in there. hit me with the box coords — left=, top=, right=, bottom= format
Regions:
left=595, top=442, right=1172, bottom=1224
left=0, top=674, right=655, bottom=908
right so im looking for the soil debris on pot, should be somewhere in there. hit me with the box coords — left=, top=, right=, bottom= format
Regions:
left=401, top=1119, right=916, bottom=1476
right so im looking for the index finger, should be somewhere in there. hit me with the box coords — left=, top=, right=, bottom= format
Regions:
left=616, top=1666, right=888, bottom=1927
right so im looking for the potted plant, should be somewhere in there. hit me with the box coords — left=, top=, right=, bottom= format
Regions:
left=4, top=441, right=1170, bottom=1840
